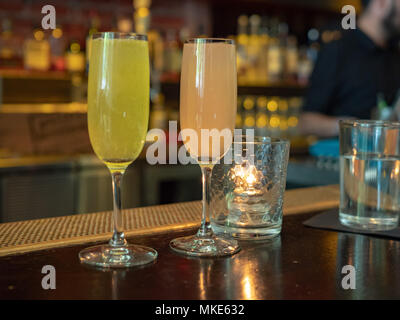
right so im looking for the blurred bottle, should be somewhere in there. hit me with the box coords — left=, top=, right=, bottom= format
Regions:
left=179, top=27, right=190, bottom=43
left=297, top=29, right=320, bottom=85
left=267, top=96, right=280, bottom=137
left=372, top=93, right=392, bottom=120
left=297, top=46, right=313, bottom=85
left=147, top=94, right=168, bottom=145
left=266, top=38, right=282, bottom=83
left=307, top=28, right=320, bottom=64
left=238, top=94, right=302, bottom=138
left=23, top=28, right=51, bottom=71
left=279, top=22, right=292, bottom=82
left=258, top=16, right=269, bottom=84
left=85, top=15, right=100, bottom=72
left=278, top=98, right=289, bottom=137
left=148, top=30, right=164, bottom=73
left=236, top=96, right=243, bottom=128
left=266, top=18, right=284, bottom=83
left=134, top=0, right=151, bottom=34
left=49, top=26, right=66, bottom=71
left=150, top=93, right=168, bottom=131
left=287, top=97, right=302, bottom=136
left=242, top=96, right=256, bottom=129
left=285, top=36, right=298, bottom=82
left=236, top=15, right=249, bottom=84
left=117, top=16, right=133, bottom=33
left=65, top=41, right=85, bottom=73
left=246, top=14, right=261, bottom=84
left=1, top=18, right=23, bottom=68
left=163, top=29, right=181, bottom=81
left=148, top=29, right=164, bottom=99
left=255, top=96, right=268, bottom=135
left=268, top=17, right=280, bottom=39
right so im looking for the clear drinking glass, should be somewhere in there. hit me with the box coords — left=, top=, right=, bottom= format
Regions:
left=339, top=120, right=400, bottom=230
left=169, top=38, right=240, bottom=257
left=211, top=136, right=290, bottom=240
left=79, top=32, right=157, bottom=268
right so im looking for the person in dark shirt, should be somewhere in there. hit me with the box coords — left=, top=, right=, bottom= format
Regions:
left=299, top=0, right=400, bottom=137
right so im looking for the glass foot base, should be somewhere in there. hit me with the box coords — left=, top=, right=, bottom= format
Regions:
left=169, top=234, right=240, bottom=257
left=79, top=244, right=157, bottom=268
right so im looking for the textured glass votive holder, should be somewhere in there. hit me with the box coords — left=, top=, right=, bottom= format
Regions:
left=210, top=136, right=290, bottom=240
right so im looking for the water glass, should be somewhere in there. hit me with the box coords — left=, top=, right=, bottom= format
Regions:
left=339, top=120, right=400, bottom=230
left=210, top=136, right=290, bottom=240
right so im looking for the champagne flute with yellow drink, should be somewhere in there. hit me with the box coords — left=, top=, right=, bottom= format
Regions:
left=79, top=32, right=157, bottom=268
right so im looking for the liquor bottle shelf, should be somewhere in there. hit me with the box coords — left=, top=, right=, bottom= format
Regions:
left=0, top=69, right=72, bottom=80
left=0, top=69, right=307, bottom=105
left=0, top=69, right=85, bottom=104
left=160, top=80, right=307, bottom=103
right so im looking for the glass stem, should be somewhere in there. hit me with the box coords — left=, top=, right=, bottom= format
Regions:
left=198, top=164, right=214, bottom=238
left=110, top=170, right=127, bottom=247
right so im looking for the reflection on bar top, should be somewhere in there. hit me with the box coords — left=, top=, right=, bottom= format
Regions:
left=0, top=103, right=88, bottom=114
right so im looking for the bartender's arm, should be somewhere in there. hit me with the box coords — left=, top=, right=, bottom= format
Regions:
left=298, top=112, right=346, bottom=137
left=298, top=38, right=352, bottom=137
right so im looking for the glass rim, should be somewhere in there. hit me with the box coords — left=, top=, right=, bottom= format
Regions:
left=339, top=119, right=400, bottom=128
left=232, top=135, right=290, bottom=145
left=185, top=38, right=234, bottom=45
left=92, top=32, right=147, bottom=41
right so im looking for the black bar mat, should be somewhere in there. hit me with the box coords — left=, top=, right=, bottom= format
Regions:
left=303, top=209, right=400, bottom=240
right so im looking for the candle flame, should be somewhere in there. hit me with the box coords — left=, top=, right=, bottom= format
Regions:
left=231, top=161, right=261, bottom=193
left=246, top=172, right=256, bottom=185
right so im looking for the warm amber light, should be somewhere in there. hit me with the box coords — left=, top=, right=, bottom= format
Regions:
left=288, top=116, right=298, bottom=127
left=280, top=118, right=288, bottom=130
left=242, top=276, right=256, bottom=300
left=34, top=30, right=44, bottom=41
left=267, top=100, right=278, bottom=112
left=70, top=43, right=80, bottom=53
left=236, top=114, right=242, bottom=127
left=246, top=172, right=256, bottom=185
left=256, top=114, right=268, bottom=128
left=231, top=163, right=262, bottom=195
left=52, top=28, right=63, bottom=39
left=244, top=115, right=255, bottom=127
left=279, top=100, right=288, bottom=111
left=237, top=34, right=248, bottom=45
left=392, top=162, right=400, bottom=179
left=243, top=98, right=254, bottom=110
left=257, top=96, right=267, bottom=109
left=322, top=30, right=333, bottom=43
left=137, top=7, right=149, bottom=17
left=269, top=116, right=280, bottom=128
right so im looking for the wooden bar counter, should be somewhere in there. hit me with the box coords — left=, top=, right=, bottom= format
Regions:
left=1, top=185, right=399, bottom=300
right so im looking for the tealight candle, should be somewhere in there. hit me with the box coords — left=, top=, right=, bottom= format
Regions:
left=231, top=160, right=263, bottom=196
left=210, top=136, right=290, bottom=240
